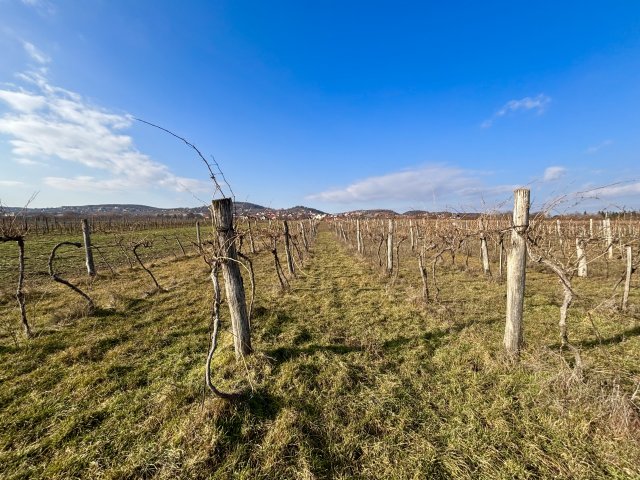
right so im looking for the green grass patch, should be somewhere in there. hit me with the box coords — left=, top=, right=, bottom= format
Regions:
left=0, top=226, right=638, bottom=479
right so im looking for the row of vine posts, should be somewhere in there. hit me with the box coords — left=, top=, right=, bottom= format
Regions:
left=331, top=188, right=639, bottom=370
left=2, top=189, right=636, bottom=394
left=1, top=197, right=319, bottom=401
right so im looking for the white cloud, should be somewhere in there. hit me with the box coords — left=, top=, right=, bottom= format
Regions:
left=0, top=70, right=209, bottom=194
left=14, top=157, right=48, bottom=166
left=0, top=90, right=47, bottom=112
left=543, top=166, right=566, bottom=182
left=20, top=0, right=55, bottom=16
left=22, top=41, right=50, bottom=65
left=585, top=139, right=613, bottom=154
left=482, top=94, right=551, bottom=128
left=307, top=164, right=515, bottom=206
left=0, top=180, right=25, bottom=187
left=43, top=174, right=205, bottom=193
left=587, top=182, right=640, bottom=198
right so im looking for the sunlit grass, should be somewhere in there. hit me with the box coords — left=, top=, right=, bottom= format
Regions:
left=0, top=226, right=638, bottom=479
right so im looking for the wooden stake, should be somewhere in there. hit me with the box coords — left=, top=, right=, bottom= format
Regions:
left=504, top=188, right=530, bottom=357
left=283, top=220, right=295, bottom=276
left=212, top=198, right=252, bottom=358
left=622, top=245, right=632, bottom=312
left=81, top=219, right=96, bottom=277
left=386, top=219, right=394, bottom=274
left=576, top=237, right=587, bottom=277
left=480, top=233, right=491, bottom=277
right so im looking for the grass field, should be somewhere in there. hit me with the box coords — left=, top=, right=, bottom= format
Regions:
left=0, top=226, right=639, bottom=479
left=0, top=225, right=198, bottom=291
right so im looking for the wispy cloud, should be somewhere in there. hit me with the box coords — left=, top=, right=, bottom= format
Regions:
left=543, top=166, right=566, bottom=182
left=585, top=139, right=613, bottom=154
left=0, top=61, right=208, bottom=194
left=586, top=182, right=640, bottom=198
left=22, top=41, right=50, bottom=65
left=482, top=94, right=551, bottom=128
left=0, top=180, right=25, bottom=187
left=307, top=164, right=515, bottom=207
left=0, top=89, right=47, bottom=112
left=14, top=157, right=48, bottom=166
left=20, top=0, right=55, bottom=16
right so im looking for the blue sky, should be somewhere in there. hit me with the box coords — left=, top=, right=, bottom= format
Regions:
left=0, top=1, right=639, bottom=213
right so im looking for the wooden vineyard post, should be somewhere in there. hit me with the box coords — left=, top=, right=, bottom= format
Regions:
left=480, top=232, right=491, bottom=277
left=576, top=237, right=587, bottom=278
left=409, top=219, right=415, bottom=251
left=248, top=219, right=256, bottom=254
left=622, top=245, right=632, bottom=312
left=418, top=246, right=429, bottom=302
left=300, top=221, right=309, bottom=252
left=283, top=220, right=295, bottom=276
left=604, top=218, right=613, bottom=259
left=387, top=218, right=394, bottom=274
left=498, top=234, right=505, bottom=279
left=356, top=219, right=363, bottom=254
left=212, top=198, right=252, bottom=358
left=504, top=188, right=530, bottom=358
left=196, top=220, right=202, bottom=250
left=81, top=219, right=96, bottom=277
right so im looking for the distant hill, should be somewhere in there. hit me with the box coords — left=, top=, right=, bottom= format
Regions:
left=337, top=209, right=399, bottom=217
left=402, top=210, right=429, bottom=216
left=281, top=205, right=326, bottom=216
left=2, top=202, right=325, bottom=219
left=1, top=203, right=515, bottom=219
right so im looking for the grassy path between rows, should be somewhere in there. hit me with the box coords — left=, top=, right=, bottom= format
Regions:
left=244, top=230, right=639, bottom=479
left=0, top=229, right=638, bottom=479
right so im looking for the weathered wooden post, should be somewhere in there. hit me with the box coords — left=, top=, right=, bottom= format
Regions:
left=300, top=221, right=309, bottom=252
left=576, top=237, right=587, bottom=277
left=418, top=245, right=429, bottom=302
left=604, top=217, right=613, bottom=259
left=498, top=234, right=505, bottom=279
left=386, top=218, right=394, bottom=274
left=212, top=198, right=252, bottom=358
left=504, top=188, right=530, bottom=357
left=556, top=219, right=563, bottom=247
left=480, top=232, right=491, bottom=277
left=622, top=245, right=632, bottom=312
left=248, top=218, right=256, bottom=254
left=283, top=220, right=295, bottom=276
left=81, top=219, right=96, bottom=277
left=356, top=219, right=363, bottom=254
left=196, top=220, right=202, bottom=250
left=409, top=219, right=415, bottom=251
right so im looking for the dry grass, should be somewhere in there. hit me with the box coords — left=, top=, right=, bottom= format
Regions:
left=0, top=226, right=638, bottom=479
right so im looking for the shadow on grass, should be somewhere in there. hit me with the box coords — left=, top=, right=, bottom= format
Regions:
left=266, top=343, right=364, bottom=364
left=202, top=387, right=283, bottom=469
left=122, top=297, right=151, bottom=313
left=382, top=316, right=500, bottom=353
left=571, top=324, right=640, bottom=350
left=0, top=343, right=18, bottom=355
left=241, top=387, right=283, bottom=420
left=91, top=306, right=120, bottom=318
